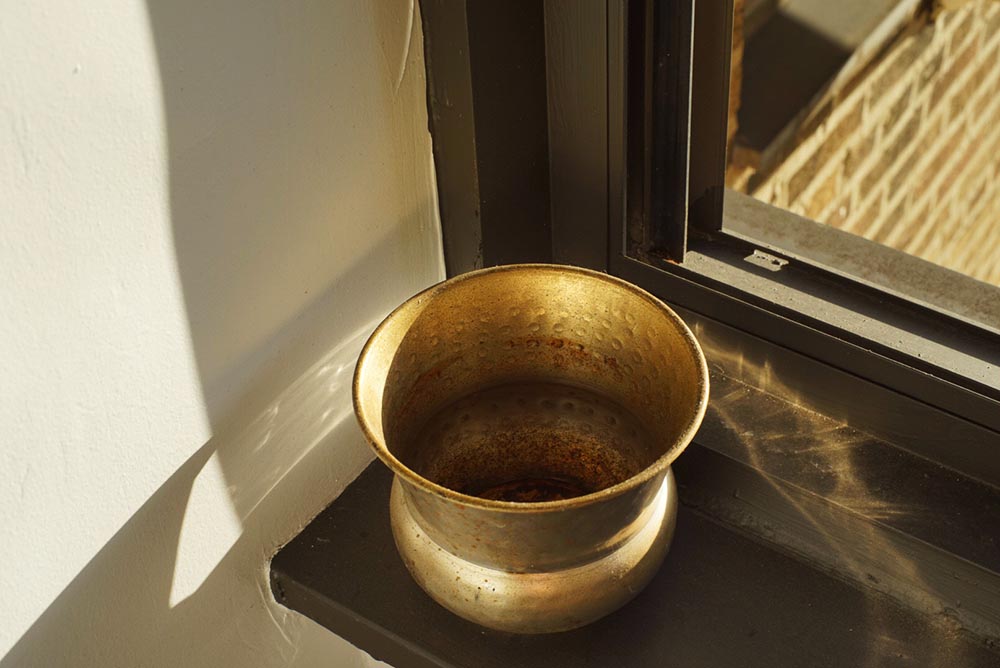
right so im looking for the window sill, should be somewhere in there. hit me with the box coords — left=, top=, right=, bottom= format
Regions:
left=270, top=365, right=1000, bottom=668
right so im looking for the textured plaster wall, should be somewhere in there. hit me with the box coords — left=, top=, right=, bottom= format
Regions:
left=0, top=0, right=441, bottom=665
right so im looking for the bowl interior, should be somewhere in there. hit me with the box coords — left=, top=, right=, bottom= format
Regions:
left=364, top=266, right=707, bottom=502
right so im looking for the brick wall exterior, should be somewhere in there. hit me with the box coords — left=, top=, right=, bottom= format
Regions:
left=750, top=0, right=1000, bottom=286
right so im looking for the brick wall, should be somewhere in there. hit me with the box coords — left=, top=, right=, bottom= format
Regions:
left=750, top=0, right=1000, bottom=286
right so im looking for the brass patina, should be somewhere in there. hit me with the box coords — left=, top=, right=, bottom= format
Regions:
left=354, top=264, right=708, bottom=633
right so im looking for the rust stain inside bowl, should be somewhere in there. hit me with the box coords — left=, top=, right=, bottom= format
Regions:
left=468, top=476, right=593, bottom=502
left=402, top=381, right=658, bottom=502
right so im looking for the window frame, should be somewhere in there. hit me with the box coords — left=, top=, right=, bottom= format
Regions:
left=419, top=0, right=1000, bottom=486
left=619, top=0, right=1000, bottom=437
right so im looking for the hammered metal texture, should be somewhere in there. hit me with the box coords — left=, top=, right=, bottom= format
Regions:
left=353, top=264, right=708, bottom=633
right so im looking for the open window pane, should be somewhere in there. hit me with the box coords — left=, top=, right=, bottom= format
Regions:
left=727, top=0, right=1000, bottom=287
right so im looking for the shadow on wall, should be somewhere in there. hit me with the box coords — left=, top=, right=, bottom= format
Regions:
left=4, top=0, right=439, bottom=666
left=1, top=304, right=373, bottom=667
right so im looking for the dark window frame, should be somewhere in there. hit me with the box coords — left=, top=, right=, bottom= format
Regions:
left=672, top=0, right=1000, bottom=408
left=419, top=0, right=1000, bottom=486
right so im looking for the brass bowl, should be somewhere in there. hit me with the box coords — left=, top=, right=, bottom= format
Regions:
left=353, top=264, right=708, bottom=633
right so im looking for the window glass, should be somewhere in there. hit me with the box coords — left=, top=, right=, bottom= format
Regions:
left=727, top=0, right=1000, bottom=287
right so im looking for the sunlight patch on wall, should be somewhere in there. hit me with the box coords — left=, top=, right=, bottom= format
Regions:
left=169, top=451, right=242, bottom=608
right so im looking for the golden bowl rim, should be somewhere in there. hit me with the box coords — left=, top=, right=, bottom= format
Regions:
left=353, top=263, right=709, bottom=513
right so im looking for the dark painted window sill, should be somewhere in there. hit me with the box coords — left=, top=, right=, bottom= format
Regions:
left=270, top=368, right=1000, bottom=668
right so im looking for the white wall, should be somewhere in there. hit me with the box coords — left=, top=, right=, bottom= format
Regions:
left=0, top=0, right=441, bottom=665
